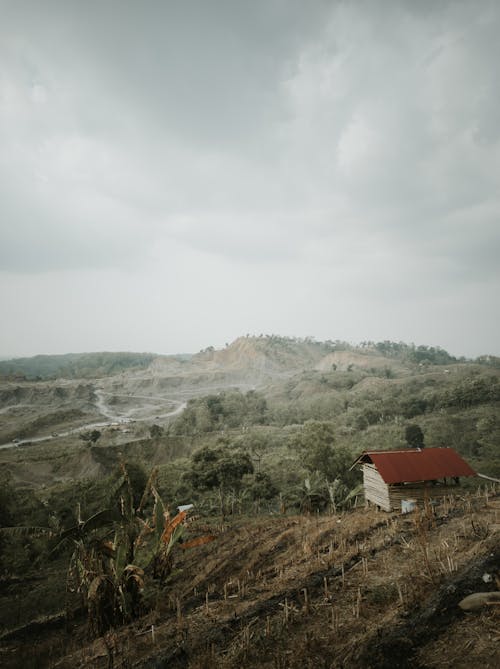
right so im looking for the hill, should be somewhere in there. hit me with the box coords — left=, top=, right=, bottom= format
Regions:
left=0, top=337, right=458, bottom=384
left=0, top=351, right=157, bottom=380
left=0, top=334, right=499, bottom=668
left=1, top=490, right=499, bottom=668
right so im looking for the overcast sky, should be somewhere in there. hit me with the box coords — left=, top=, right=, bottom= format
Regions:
left=1, top=0, right=499, bottom=359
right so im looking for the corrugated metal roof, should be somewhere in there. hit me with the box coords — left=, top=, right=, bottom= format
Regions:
left=353, top=447, right=476, bottom=484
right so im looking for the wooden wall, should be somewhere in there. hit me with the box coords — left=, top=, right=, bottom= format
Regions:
left=388, top=481, right=458, bottom=511
left=362, top=463, right=462, bottom=512
left=363, top=464, right=391, bottom=511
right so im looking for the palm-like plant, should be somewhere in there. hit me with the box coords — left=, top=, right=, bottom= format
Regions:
left=326, top=479, right=363, bottom=513
left=299, top=472, right=330, bottom=513
left=67, top=529, right=145, bottom=636
left=74, top=465, right=215, bottom=633
left=2, top=462, right=215, bottom=637
left=146, top=486, right=215, bottom=582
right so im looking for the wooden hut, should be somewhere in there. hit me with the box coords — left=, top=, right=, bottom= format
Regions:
left=351, top=447, right=476, bottom=512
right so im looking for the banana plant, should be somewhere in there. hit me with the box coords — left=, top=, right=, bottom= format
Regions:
left=145, top=486, right=215, bottom=583
left=4, top=462, right=216, bottom=636
left=298, top=471, right=330, bottom=512
left=327, top=479, right=364, bottom=512
left=67, top=529, right=146, bottom=636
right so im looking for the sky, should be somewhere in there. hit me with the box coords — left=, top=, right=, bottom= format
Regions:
left=1, top=0, right=499, bottom=359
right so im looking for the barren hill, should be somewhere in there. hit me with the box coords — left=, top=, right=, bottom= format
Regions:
left=193, top=336, right=335, bottom=375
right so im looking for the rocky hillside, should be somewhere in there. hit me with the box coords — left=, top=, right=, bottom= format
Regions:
left=0, top=336, right=464, bottom=389
left=0, top=381, right=98, bottom=443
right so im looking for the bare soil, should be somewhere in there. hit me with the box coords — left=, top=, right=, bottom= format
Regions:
left=2, top=490, right=498, bottom=668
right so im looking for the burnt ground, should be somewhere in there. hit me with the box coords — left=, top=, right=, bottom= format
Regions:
left=1, top=489, right=499, bottom=669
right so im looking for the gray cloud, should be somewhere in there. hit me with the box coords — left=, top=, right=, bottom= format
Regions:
left=0, top=0, right=499, bottom=357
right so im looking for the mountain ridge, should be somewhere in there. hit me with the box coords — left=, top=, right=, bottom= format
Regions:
left=0, top=335, right=465, bottom=381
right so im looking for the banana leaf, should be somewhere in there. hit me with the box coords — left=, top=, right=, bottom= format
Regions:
left=151, top=486, right=166, bottom=543
left=87, top=574, right=108, bottom=601
left=0, top=525, right=53, bottom=538
left=178, top=535, right=216, bottom=550
left=114, top=534, right=128, bottom=578
left=137, top=467, right=158, bottom=514
left=161, top=510, right=187, bottom=544
left=165, top=523, right=185, bottom=554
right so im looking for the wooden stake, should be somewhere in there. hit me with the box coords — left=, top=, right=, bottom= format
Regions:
left=331, top=607, right=339, bottom=632
left=176, top=597, right=182, bottom=623
left=396, top=581, right=404, bottom=604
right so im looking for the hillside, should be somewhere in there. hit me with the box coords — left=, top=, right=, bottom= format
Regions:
left=1, top=335, right=499, bottom=484
left=0, top=336, right=454, bottom=384
left=0, top=335, right=499, bottom=668
left=0, top=352, right=157, bottom=380
left=1, top=490, right=499, bottom=668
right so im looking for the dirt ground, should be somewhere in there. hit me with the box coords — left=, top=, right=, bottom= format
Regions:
left=1, top=487, right=498, bottom=669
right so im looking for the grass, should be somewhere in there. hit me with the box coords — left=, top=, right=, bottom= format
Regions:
left=1, top=485, right=498, bottom=668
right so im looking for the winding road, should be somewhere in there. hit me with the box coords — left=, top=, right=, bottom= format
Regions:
left=0, top=389, right=187, bottom=450
left=0, top=380, right=257, bottom=450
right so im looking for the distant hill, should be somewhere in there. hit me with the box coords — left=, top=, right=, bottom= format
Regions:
left=189, top=336, right=461, bottom=378
left=0, top=336, right=473, bottom=383
left=0, top=351, right=156, bottom=380
left=193, top=336, right=336, bottom=373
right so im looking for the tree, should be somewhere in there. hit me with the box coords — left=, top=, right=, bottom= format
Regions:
left=184, top=446, right=254, bottom=492
left=79, top=429, right=101, bottom=446
left=405, top=424, right=425, bottom=449
left=236, top=429, right=270, bottom=471
left=245, top=472, right=278, bottom=501
left=289, top=421, right=357, bottom=486
left=149, top=424, right=164, bottom=439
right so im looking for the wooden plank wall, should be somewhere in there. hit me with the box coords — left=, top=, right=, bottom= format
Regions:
left=363, top=464, right=462, bottom=512
left=363, top=464, right=391, bottom=511
left=388, top=482, right=458, bottom=510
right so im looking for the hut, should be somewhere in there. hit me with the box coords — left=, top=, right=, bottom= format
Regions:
left=351, top=447, right=476, bottom=512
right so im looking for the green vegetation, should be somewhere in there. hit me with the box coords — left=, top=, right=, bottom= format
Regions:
left=172, top=390, right=268, bottom=434
left=370, top=341, right=458, bottom=365
left=0, top=336, right=499, bottom=647
left=405, top=423, right=425, bottom=448
left=0, top=351, right=156, bottom=380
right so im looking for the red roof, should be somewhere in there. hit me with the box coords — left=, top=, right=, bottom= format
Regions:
left=353, top=447, right=476, bottom=484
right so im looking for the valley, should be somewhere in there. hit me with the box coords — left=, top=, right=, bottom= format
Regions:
left=0, top=336, right=499, bottom=668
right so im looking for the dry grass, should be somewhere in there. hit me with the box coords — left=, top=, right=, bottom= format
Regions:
left=2, top=487, right=499, bottom=669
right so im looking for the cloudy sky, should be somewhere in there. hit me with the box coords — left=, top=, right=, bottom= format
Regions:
left=1, top=0, right=499, bottom=358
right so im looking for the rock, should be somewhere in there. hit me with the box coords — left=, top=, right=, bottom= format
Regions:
left=458, top=591, right=500, bottom=611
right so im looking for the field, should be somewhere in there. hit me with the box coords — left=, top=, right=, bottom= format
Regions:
left=1, top=486, right=499, bottom=668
